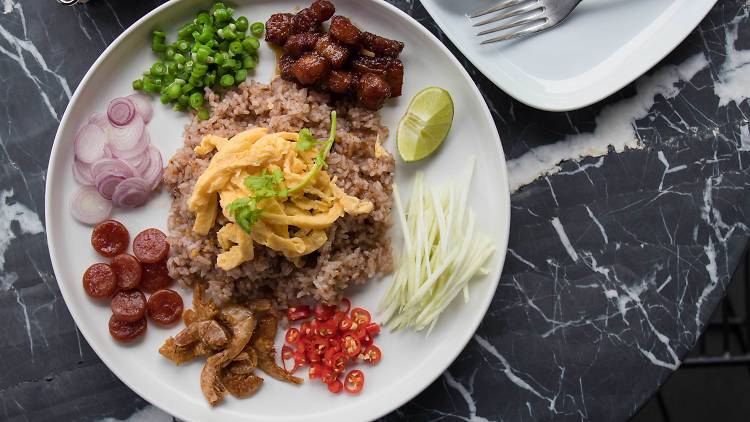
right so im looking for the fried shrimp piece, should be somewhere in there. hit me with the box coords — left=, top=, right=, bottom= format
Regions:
left=251, top=314, right=304, bottom=384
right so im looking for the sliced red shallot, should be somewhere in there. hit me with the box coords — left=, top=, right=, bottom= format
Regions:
left=92, top=159, right=135, bottom=200
left=73, top=159, right=94, bottom=186
left=141, top=145, right=164, bottom=190
left=112, top=129, right=150, bottom=160
left=122, top=147, right=151, bottom=176
left=127, top=93, right=153, bottom=123
left=96, top=174, right=125, bottom=200
left=91, top=158, right=136, bottom=180
left=88, top=112, right=110, bottom=131
left=70, top=185, right=112, bottom=225
left=74, top=124, right=108, bottom=163
left=107, top=97, right=137, bottom=127
left=106, top=114, right=145, bottom=159
left=112, top=177, right=151, bottom=208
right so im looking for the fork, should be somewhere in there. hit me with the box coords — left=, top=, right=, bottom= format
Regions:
left=470, top=0, right=582, bottom=44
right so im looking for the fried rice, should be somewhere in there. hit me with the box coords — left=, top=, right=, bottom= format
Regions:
left=164, top=78, right=394, bottom=307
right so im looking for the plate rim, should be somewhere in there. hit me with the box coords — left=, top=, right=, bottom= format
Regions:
left=44, top=0, right=511, bottom=420
left=418, top=0, right=718, bottom=111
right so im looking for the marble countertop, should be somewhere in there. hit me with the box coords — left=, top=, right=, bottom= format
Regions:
left=2, top=0, right=750, bottom=421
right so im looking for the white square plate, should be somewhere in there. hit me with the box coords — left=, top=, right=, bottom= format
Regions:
left=419, top=0, right=717, bottom=111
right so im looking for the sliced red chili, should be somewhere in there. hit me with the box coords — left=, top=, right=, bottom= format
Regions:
left=314, top=303, right=336, bottom=321
left=339, top=297, right=352, bottom=313
left=350, top=307, right=371, bottom=326
left=364, top=322, right=381, bottom=336
left=285, top=327, right=300, bottom=343
left=341, top=334, right=361, bottom=357
left=309, top=363, right=324, bottom=380
left=327, top=379, right=343, bottom=394
left=300, top=321, right=315, bottom=337
left=287, top=305, right=311, bottom=321
left=321, top=367, right=337, bottom=384
left=361, top=345, right=382, bottom=364
left=338, top=317, right=355, bottom=332
left=317, top=320, right=337, bottom=338
left=281, top=345, right=295, bottom=371
left=344, top=369, right=364, bottom=394
left=281, top=344, right=294, bottom=360
left=331, top=311, right=346, bottom=327
left=330, top=352, right=348, bottom=374
left=294, top=351, right=307, bottom=367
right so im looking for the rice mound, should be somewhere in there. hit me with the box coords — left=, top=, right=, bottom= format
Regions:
left=164, top=78, right=394, bottom=307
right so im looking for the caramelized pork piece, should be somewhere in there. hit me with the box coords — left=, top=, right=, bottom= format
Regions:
left=292, top=53, right=331, bottom=85
left=352, top=55, right=404, bottom=97
left=329, top=16, right=361, bottom=46
left=315, top=34, right=350, bottom=69
left=360, top=31, right=405, bottom=57
left=221, top=371, right=264, bottom=399
left=292, top=0, right=335, bottom=33
left=278, top=54, right=297, bottom=80
left=324, top=70, right=356, bottom=93
left=310, top=0, right=336, bottom=21
left=251, top=314, right=303, bottom=384
left=283, top=32, right=321, bottom=57
left=265, top=13, right=295, bottom=45
left=356, top=73, right=392, bottom=110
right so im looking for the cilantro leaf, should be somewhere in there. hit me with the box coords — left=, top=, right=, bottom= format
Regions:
left=296, top=128, right=316, bottom=151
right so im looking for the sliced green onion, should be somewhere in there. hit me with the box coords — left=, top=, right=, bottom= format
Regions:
left=132, top=79, right=144, bottom=91
left=235, top=68, right=247, bottom=82
left=242, top=37, right=260, bottom=52
left=242, top=54, right=256, bottom=69
left=189, top=92, right=204, bottom=109
left=250, top=22, right=264, bottom=38
left=229, top=41, right=243, bottom=55
left=220, top=74, right=235, bottom=87
left=197, top=108, right=210, bottom=120
left=235, top=16, right=249, bottom=32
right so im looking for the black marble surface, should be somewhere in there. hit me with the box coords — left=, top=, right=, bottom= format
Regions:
left=2, top=0, right=750, bottom=421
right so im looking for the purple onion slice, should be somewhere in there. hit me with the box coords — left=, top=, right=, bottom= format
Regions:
left=107, top=97, right=137, bottom=127
left=141, top=145, right=163, bottom=190
left=70, top=186, right=112, bottom=225
left=106, top=113, right=145, bottom=159
left=72, top=158, right=94, bottom=186
left=126, top=94, right=153, bottom=123
left=112, top=177, right=151, bottom=208
left=74, top=123, right=108, bottom=164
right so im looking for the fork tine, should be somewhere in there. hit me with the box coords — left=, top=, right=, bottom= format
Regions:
left=473, top=4, right=543, bottom=27
left=480, top=20, right=549, bottom=44
left=477, top=14, right=543, bottom=36
left=468, top=0, right=530, bottom=19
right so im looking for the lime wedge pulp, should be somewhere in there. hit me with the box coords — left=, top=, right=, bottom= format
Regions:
left=397, top=87, right=454, bottom=162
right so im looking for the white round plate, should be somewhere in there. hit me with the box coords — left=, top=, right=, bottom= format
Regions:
left=45, top=1, right=510, bottom=421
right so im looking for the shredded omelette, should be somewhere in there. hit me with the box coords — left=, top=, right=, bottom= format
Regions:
left=187, top=127, right=374, bottom=271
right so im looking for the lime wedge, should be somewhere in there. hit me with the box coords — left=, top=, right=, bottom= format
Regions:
left=397, top=87, right=454, bottom=162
